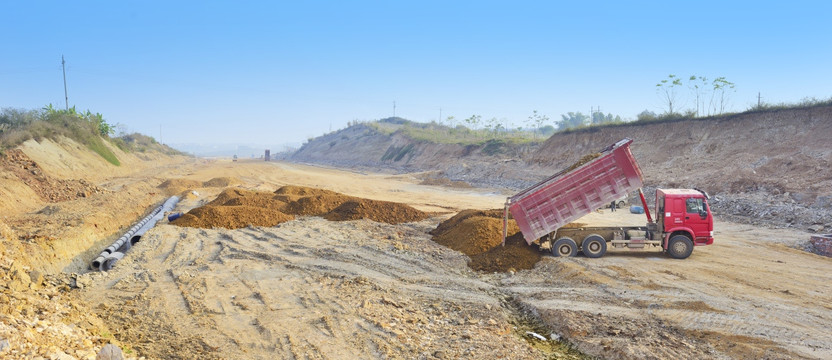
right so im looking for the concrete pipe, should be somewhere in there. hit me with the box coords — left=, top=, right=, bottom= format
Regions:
left=100, top=252, right=125, bottom=272
left=90, top=196, right=180, bottom=271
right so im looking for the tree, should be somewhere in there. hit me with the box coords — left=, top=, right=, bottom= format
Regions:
left=636, top=110, right=657, bottom=122
left=464, top=115, right=481, bottom=137
left=559, top=112, right=589, bottom=129
left=527, top=110, right=550, bottom=138
left=688, top=75, right=708, bottom=116
left=656, top=74, right=683, bottom=115
left=710, top=77, right=735, bottom=115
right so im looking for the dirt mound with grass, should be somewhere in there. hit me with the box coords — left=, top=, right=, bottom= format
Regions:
left=173, top=186, right=427, bottom=229
left=430, top=209, right=542, bottom=273
left=324, top=199, right=429, bottom=224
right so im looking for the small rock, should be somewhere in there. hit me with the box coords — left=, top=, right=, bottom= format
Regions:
left=28, top=270, right=44, bottom=289
left=96, top=344, right=124, bottom=360
left=0, top=339, right=9, bottom=353
left=550, top=333, right=561, bottom=341
left=808, top=225, right=824, bottom=233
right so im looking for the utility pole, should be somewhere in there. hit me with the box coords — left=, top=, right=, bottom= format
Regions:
left=61, top=55, right=69, bottom=110
left=393, top=101, right=396, bottom=117
left=758, top=92, right=762, bottom=107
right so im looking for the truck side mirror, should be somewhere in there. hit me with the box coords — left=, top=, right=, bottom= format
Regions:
left=699, top=210, right=707, bottom=219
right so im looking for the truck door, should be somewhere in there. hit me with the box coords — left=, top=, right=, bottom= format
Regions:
left=684, top=197, right=712, bottom=244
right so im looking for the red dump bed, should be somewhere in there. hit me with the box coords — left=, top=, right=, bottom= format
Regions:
left=508, top=139, right=644, bottom=244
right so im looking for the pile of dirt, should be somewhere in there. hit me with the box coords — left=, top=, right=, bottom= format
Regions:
left=173, top=206, right=294, bottom=229
left=564, top=153, right=601, bottom=173
left=173, top=186, right=428, bottom=229
left=202, top=176, right=242, bottom=187
left=0, top=149, right=104, bottom=202
left=157, top=178, right=203, bottom=195
left=157, top=177, right=244, bottom=195
left=324, top=199, right=430, bottom=224
left=468, top=233, right=542, bottom=273
left=430, top=209, right=542, bottom=272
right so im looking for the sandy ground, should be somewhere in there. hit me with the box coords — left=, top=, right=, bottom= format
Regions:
left=37, top=159, right=832, bottom=359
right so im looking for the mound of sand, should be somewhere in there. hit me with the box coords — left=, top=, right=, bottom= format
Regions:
left=157, top=178, right=203, bottom=196
left=324, top=199, right=429, bottom=224
left=172, top=206, right=294, bottom=229
left=430, top=209, right=541, bottom=273
left=173, top=186, right=428, bottom=229
left=468, top=233, right=542, bottom=273
left=286, top=194, right=355, bottom=216
left=202, top=177, right=242, bottom=187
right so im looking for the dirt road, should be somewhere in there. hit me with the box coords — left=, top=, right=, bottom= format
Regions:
left=73, top=160, right=831, bottom=359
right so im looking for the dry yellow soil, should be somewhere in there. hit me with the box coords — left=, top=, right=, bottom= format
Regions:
left=2, top=144, right=831, bottom=359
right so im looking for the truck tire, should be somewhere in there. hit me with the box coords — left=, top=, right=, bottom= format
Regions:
left=667, top=235, right=694, bottom=259
left=581, top=234, right=607, bottom=258
left=616, top=200, right=626, bottom=209
left=552, top=237, right=577, bottom=257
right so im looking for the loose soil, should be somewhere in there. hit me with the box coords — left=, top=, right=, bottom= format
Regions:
left=172, top=186, right=428, bottom=229
left=430, top=209, right=544, bottom=272
left=4, top=134, right=832, bottom=359
left=1, top=149, right=104, bottom=202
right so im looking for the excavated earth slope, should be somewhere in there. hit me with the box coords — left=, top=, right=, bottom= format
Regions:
left=293, top=106, right=832, bottom=233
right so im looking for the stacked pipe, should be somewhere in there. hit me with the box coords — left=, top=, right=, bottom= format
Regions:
left=91, top=196, right=180, bottom=271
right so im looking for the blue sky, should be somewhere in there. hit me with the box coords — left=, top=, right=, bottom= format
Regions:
left=2, top=1, right=830, bottom=150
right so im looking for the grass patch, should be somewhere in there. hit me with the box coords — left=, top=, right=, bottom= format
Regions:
left=86, top=136, right=121, bottom=166
left=381, top=143, right=416, bottom=162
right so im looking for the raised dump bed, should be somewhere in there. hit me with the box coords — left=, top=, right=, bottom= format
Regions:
left=506, top=138, right=644, bottom=245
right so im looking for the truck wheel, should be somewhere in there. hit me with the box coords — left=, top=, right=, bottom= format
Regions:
left=617, top=200, right=626, bottom=209
left=552, top=237, right=577, bottom=257
left=581, top=234, right=607, bottom=258
left=667, top=235, right=694, bottom=259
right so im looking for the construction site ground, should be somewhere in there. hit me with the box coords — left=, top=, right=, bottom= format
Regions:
left=3, top=155, right=831, bottom=359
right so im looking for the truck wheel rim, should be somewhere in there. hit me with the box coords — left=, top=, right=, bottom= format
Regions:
left=672, top=241, right=687, bottom=254
left=558, top=245, right=571, bottom=256
left=587, top=242, right=600, bottom=253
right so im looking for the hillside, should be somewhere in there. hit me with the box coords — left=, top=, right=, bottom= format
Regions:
left=292, top=106, right=832, bottom=231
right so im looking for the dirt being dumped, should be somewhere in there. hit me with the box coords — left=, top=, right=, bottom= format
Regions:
left=173, top=186, right=428, bottom=229
left=430, top=209, right=542, bottom=272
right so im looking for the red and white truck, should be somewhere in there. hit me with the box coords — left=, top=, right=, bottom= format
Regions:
left=503, top=138, right=714, bottom=259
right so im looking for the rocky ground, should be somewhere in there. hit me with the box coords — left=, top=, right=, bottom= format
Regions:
left=2, top=128, right=831, bottom=359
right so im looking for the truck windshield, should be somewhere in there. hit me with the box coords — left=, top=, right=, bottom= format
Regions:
left=686, top=198, right=704, bottom=213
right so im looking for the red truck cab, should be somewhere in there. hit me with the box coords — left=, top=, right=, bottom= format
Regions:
left=655, top=189, right=714, bottom=255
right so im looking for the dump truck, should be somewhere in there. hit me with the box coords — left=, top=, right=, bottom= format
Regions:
left=503, top=138, right=713, bottom=259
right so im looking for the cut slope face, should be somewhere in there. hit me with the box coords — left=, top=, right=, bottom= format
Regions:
left=173, top=185, right=429, bottom=229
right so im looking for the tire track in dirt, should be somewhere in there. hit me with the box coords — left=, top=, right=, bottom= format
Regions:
left=78, top=217, right=556, bottom=359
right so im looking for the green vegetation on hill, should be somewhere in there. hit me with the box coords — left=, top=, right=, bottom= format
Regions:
left=351, top=96, right=832, bottom=145
left=363, top=117, right=544, bottom=147
left=0, top=105, right=184, bottom=163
